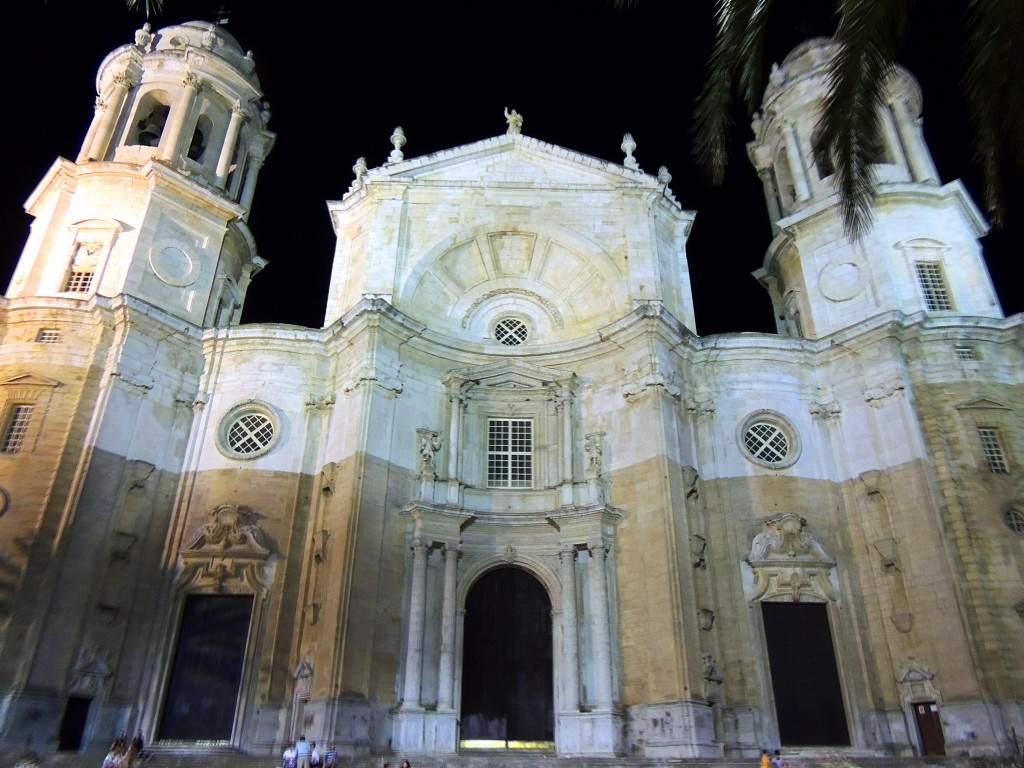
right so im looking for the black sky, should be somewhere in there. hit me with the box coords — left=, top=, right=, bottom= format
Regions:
left=3, top=0, right=1020, bottom=334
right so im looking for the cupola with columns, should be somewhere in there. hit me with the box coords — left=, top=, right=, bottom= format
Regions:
left=749, top=39, right=1002, bottom=340
left=5, top=21, right=275, bottom=327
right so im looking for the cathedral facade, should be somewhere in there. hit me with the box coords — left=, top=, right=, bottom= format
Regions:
left=0, top=22, right=1022, bottom=761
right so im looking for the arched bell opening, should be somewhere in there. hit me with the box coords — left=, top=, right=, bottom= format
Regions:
left=127, top=90, right=171, bottom=148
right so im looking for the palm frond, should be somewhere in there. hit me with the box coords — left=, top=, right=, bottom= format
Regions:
left=736, top=0, right=775, bottom=113
left=816, top=0, right=915, bottom=238
left=963, top=0, right=1024, bottom=226
left=693, top=0, right=771, bottom=185
left=125, top=0, right=164, bottom=18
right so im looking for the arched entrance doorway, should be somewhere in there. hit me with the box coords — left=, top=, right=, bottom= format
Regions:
left=460, top=567, right=553, bottom=747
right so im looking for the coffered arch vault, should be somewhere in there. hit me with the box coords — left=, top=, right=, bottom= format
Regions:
left=397, top=222, right=627, bottom=344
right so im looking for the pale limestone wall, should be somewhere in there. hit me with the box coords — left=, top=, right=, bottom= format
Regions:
left=0, top=297, right=204, bottom=750
left=324, top=135, right=696, bottom=337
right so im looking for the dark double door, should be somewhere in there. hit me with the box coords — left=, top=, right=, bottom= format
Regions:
left=762, top=602, right=850, bottom=746
left=460, top=567, right=554, bottom=744
left=159, top=594, right=253, bottom=741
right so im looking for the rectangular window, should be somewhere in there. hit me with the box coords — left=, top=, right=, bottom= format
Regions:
left=64, top=269, right=95, bottom=293
left=487, top=418, right=533, bottom=488
left=954, top=345, right=977, bottom=361
left=36, top=328, right=61, bottom=343
left=978, top=428, right=1009, bottom=473
left=2, top=404, right=35, bottom=453
left=914, top=261, right=953, bottom=311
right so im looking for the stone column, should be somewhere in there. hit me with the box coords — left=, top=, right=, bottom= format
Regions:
left=239, top=153, right=265, bottom=217
left=782, top=120, right=811, bottom=201
left=215, top=102, right=247, bottom=188
left=556, top=385, right=573, bottom=505
left=84, top=72, right=134, bottom=162
left=587, top=538, right=614, bottom=710
left=401, top=538, right=429, bottom=708
left=758, top=169, right=782, bottom=224
left=161, top=72, right=201, bottom=162
left=560, top=543, right=580, bottom=712
left=437, top=542, right=460, bottom=710
left=446, top=381, right=470, bottom=505
left=891, top=98, right=938, bottom=183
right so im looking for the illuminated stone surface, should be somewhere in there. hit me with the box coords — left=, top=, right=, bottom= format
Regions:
left=0, top=29, right=1021, bottom=765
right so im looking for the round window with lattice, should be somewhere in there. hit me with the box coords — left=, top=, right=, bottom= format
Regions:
left=1005, top=505, right=1024, bottom=536
left=218, top=402, right=281, bottom=459
left=737, top=410, right=800, bottom=469
left=493, top=317, right=529, bottom=346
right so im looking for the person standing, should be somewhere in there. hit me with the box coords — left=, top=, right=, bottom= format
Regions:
left=760, top=749, right=771, bottom=768
left=296, top=735, right=311, bottom=768
left=323, top=742, right=338, bottom=768
left=772, top=750, right=788, bottom=768
left=310, top=741, right=321, bottom=768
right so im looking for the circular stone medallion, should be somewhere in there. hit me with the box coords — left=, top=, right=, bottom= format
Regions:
left=150, top=246, right=198, bottom=287
left=818, top=260, right=865, bottom=302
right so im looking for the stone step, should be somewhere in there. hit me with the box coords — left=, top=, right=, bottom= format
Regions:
left=3, top=751, right=993, bottom=768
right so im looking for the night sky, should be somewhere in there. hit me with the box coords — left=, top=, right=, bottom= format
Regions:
left=3, top=0, right=1020, bottom=334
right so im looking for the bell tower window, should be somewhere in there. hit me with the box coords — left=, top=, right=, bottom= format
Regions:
left=487, top=419, right=533, bottom=488
left=914, top=261, right=953, bottom=311
left=129, top=94, right=170, bottom=148
left=63, top=243, right=100, bottom=293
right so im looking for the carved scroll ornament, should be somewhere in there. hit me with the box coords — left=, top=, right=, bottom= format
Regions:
left=175, top=504, right=271, bottom=596
left=744, top=512, right=838, bottom=604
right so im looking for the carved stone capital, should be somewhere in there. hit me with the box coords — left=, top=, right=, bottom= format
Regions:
left=809, top=400, right=842, bottom=420
left=622, top=361, right=681, bottom=402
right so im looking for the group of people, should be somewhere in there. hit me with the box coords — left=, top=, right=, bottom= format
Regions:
left=761, top=748, right=789, bottom=768
left=101, top=731, right=146, bottom=768
left=281, top=734, right=338, bottom=768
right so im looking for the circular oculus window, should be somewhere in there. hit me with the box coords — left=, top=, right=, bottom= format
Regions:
left=218, top=403, right=280, bottom=459
left=1004, top=505, right=1024, bottom=536
left=738, top=411, right=800, bottom=468
left=494, top=317, right=529, bottom=346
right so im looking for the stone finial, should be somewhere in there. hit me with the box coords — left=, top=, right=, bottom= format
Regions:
left=657, top=166, right=672, bottom=186
left=242, top=50, right=256, bottom=74
left=621, top=133, right=638, bottom=169
left=352, top=157, right=368, bottom=188
left=389, top=126, right=406, bottom=163
left=504, top=107, right=523, bottom=135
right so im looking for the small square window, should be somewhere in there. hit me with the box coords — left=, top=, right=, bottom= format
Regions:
left=914, top=261, right=953, bottom=311
left=954, top=346, right=977, bottom=362
left=978, top=428, right=1009, bottom=474
left=2, top=405, right=35, bottom=454
left=487, top=418, right=533, bottom=488
left=36, top=328, right=61, bottom=343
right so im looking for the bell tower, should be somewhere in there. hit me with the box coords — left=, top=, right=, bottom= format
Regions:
left=748, top=39, right=1002, bottom=339
left=5, top=21, right=275, bottom=327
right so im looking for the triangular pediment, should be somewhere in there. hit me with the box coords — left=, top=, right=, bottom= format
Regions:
left=1, top=373, right=62, bottom=389
left=957, top=398, right=1012, bottom=411
left=368, top=133, right=660, bottom=189
left=447, top=359, right=575, bottom=390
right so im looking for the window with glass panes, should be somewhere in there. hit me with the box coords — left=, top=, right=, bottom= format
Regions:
left=487, top=418, right=533, bottom=488
left=978, top=427, right=1009, bottom=473
left=1, top=405, right=34, bottom=453
left=914, top=261, right=953, bottom=311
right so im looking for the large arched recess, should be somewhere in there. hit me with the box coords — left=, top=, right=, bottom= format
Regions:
left=460, top=567, right=554, bottom=746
